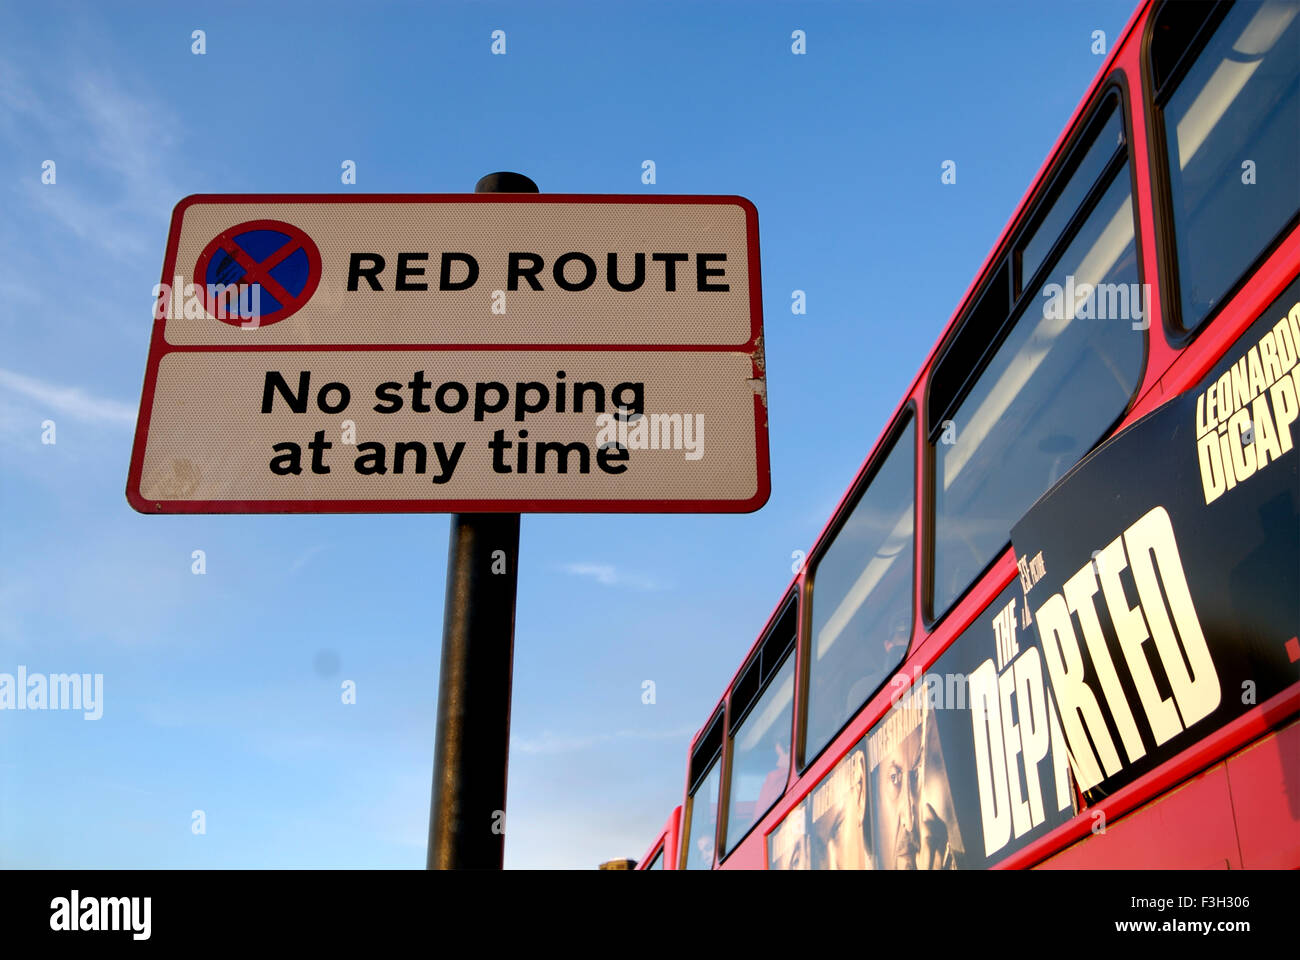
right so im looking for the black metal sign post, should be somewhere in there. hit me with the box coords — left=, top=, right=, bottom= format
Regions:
left=426, top=172, right=538, bottom=869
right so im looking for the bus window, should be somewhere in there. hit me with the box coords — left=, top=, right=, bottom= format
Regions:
left=683, top=763, right=721, bottom=869
left=931, top=133, right=1144, bottom=618
left=804, top=416, right=915, bottom=763
left=1153, top=0, right=1300, bottom=331
left=683, top=709, right=724, bottom=869
left=1019, top=97, right=1125, bottom=295
left=722, top=624, right=796, bottom=855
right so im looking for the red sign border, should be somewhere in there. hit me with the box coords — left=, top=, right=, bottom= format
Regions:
left=127, top=193, right=769, bottom=515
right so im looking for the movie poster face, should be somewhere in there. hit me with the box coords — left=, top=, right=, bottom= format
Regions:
left=796, top=681, right=974, bottom=870
left=766, top=796, right=811, bottom=870
left=864, top=685, right=965, bottom=869
left=809, top=742, right=870, bottom=870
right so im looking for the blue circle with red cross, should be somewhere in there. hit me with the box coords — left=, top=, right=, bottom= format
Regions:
left=193, top=219, right=322, bottom=327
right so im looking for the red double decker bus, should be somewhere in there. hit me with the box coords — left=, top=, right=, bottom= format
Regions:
left=636, top=0, right=1300, bottom=870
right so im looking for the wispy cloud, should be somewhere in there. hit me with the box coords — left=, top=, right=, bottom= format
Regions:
left=0, top=368, right=136, bottom=425
left=1, top=59, right=186, bottom=265
left=71, top=71, right=182, bottom=209
left=289, top=544, right=329, bottom=574
left=559, top=562, right=664, bottom=591
left=513, top=725, right=697, bottom=756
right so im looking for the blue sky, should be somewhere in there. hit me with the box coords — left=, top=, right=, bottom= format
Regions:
left=0, top=0, right=1136, bottom=868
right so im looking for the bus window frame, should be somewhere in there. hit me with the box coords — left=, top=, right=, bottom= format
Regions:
left=921, top=72, right=1150, bottom=632
left=1141, top=0, right=1300, bottom=347
left=1014, top=93, right=1127, bottom=302
left=645, top=844, right=664, bottom=870
left=680, top=707, right=724, bottom=869
left=795, top=405, right=918, bottom=775
left=716, top=593, right=799, bottom=862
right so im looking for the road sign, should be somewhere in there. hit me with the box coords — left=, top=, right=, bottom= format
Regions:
left=127, top=194, right=768, bottom=514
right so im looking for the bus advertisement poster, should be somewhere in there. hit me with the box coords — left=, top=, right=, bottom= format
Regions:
left=770, top=578, right=1078, bottom=869
left=1010, top=276, right=1300, bottom=804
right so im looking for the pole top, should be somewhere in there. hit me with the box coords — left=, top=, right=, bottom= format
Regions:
left=475, top=172, right=539, bottom=194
